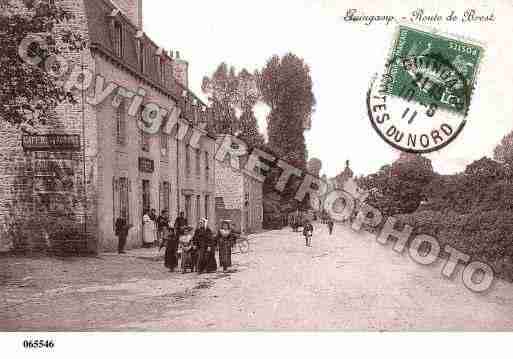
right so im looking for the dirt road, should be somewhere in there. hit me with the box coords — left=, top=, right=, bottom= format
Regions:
left=2, top=224, right=513, bottom=330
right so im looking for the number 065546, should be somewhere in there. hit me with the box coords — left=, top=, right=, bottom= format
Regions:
left=23, top=339, right=55, bottom=349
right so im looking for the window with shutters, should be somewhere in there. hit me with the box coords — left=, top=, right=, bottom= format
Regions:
left=185, top=195, right=191, bottom=223
left=113, top=21, right=123, bottom=58
left=185, top=144, right=191, bottom=177
left=159, top=181, right=170, bottom=213
left=163, top=181, right=170, bottom=212
left=142, top=180, right=151, bottom=215
left=113, top=177, right=130, bottom=230
left=160, top=132, right=168, bottom=159
left=160, top=60, right=166, bottom=83
left=205, top=151, right=209, bottom=181
left=139, top=43, right=145, bottom=73
left=116, top=103, right=126, bottom=145
left=204, top=195, right=209, bottom=220
left=196, top=195, right=201, bottom=223
left=140, top=108, right=150, bottom=152
left=195, top=148, right=201, bottom=177
left=141, top=129, right=150, bottom=152
left=119, top=177, right=129, bottom=222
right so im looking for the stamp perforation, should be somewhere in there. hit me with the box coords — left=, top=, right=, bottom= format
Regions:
left=384, top=21, right=486, bottom=118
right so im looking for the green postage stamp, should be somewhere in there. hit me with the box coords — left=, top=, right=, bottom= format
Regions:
left=386, top=24, right=485, bottom=116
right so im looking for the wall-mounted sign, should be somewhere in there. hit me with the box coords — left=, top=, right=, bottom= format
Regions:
left=22, top=134, right=81, bottom=151
left=138, top=157, right=154, bottom=173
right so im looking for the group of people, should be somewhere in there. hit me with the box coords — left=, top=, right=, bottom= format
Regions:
left=163, top=214, right=236, bottom=274
left=298, top=217, right=335, bottom=247
left=115, top=209, right=236, bottom=274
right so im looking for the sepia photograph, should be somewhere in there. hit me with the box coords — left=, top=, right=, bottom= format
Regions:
left=1, top=0, right=513, bottom=356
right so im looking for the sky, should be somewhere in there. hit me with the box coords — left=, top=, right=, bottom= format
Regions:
left=142, top=0, right=513, bottom=178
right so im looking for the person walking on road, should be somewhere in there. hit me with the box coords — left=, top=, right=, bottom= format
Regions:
left=216, top=220, right=236, bottom=273
left=115, top=211, right=132, bottom=254
left=327, top=218, right=334, bottom=235
left=303, top=220, right=314, bottom=247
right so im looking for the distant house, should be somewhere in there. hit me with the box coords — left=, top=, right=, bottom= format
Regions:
left=214, top=138, right=263, bottom=233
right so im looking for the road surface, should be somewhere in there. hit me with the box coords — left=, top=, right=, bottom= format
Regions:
left=2, top=223, right=513, bottom=330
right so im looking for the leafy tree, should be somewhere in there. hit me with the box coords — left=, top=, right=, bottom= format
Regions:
left=209, top=99, right=238, bottom=135
left=235, top=68, right=260, bottom=111
left=360, top=154, right=434, bottom=216
left=0, top=0, right=86, bottom=127
left=238, top=108, right=264, bottom=148
left=202, top=63, right=264, bottom=141
left=258, top=53, right=315, bottom=169
left=202, top=63, right=238, bottom=108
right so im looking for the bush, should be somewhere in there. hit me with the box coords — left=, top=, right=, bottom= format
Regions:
left=396, top=209, right=513, bottom=282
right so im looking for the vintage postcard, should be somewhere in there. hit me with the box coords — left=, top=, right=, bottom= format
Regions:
left=1, top=0, right=513, bottom=356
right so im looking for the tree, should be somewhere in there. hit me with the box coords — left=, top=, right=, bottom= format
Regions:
left=258, top=53, right=315, bottom=169
left=201, top=63, right=238, bottom=108
left=0, top=0, right=86, bottom=127
left=202, top=64, right=264, bottom=142
left=360, top=154, right=435, bottom=216
left=238, top=108, right=264, bottom=148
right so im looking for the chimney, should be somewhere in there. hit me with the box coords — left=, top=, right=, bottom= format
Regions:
left=170, top=49, right=189, bottom=88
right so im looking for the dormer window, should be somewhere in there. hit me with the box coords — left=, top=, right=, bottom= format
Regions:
left=113, top=21, right=123, bottom=57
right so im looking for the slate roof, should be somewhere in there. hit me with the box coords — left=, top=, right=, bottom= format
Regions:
left=83, top=0, right=217, bottom=134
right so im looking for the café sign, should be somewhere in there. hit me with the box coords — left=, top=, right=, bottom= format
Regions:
left=22, top=134, right=81, bottom=151
left=138, top=157, right=154, bottom=173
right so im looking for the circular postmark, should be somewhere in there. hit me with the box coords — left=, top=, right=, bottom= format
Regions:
left=367, top=52, right=472, bottom=153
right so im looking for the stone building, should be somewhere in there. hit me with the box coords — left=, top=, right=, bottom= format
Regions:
left=334, top=160, right=354, bottom=189
left=0, top=0, right=218, bottom=253
left=214, top=140, right=263, bottom=233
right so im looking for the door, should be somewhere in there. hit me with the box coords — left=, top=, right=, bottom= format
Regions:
left=119, top=177, right=129, bottom=222
left=196, top=195, right=201, bottom=224
left=142, top=180, right=150, bottom=215
left=184, top=195, right=191, bottom=225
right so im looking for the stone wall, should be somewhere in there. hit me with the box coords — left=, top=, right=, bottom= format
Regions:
left=0, top=0, right=216, bottom=253
left=215, top=160, right=244, bottom=209
left=0, top=0, right=99, bottom=252
left=214, top=156, right=263, bottom=233
left=244, top=174, right=263, bottom=233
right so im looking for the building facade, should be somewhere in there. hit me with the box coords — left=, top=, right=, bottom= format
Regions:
left=0, top=0, right=217, bottom=253
left=214, top=146, right=263, bottom=234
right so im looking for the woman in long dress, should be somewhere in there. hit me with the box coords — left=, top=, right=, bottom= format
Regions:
left=193, top=218, right=217, bottom=273
left=216, top=220, right=236, bottom=272
left=164, top=226, right=178, bottom=271
left=142, top=211, right=156, bottom=247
